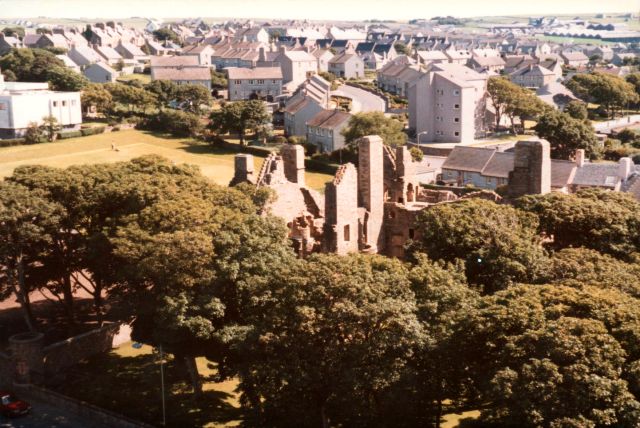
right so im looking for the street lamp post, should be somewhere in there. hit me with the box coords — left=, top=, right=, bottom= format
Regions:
left=417, top=131, right=428, bottom=145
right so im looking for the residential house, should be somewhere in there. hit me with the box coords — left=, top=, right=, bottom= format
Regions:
left=611, top=52, right=637, bottom=66
left=181, top=44, right=214, bottom=66
left=444, top=48, right=472, bottom=65
left=151, top=67, right=212, bottom=89
left=328, top=53, right=364, bottom=79
left=150, top=56, right=203, bottom=79
left=68, top=45, right=103, bottom=67
left=536, top=81, right=578, bottom=109
left=226, top=67, right=283, bottom=101
left=83, top=62, right=118, bottom=83
left=234, top=27, right=270, bottom=44
left=306, top=109, right=352, bottom=152
left=0, top=33, right=23, bottom=55
left=510, top=64, right=556, bottom=88
left=115, top=41, right=149, bottom=63
left=560, top=50, right=589, bottom=67
left=415, top=50, right=448, bottom=66
left=311, top=48, right=334, bottom=73
left=34, top=33, right=69, bottom=50
left=56, top=54, right=81, bottom=73
left=0, top=73, right=82, bottom=139
left=468, top=51, right=505, bottom=73
left=22, top=34, right=42, bottom=48
left=94, top=45, right=124, bottom=66
left=146, top=40, right=171, bottom=56
left=503, top=55, right=537, bottom=74
left=408, top=63, right=488, bottom=144
left=377, top=63, right=422, bottom=97
left=274, top=47, right=318, bottom=91
left=284, top=95, right=325, bottom=136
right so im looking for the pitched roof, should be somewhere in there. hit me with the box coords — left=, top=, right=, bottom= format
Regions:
left=151, top=55, right=200, bottom=67
left=226, top=66, right=283, bottom=79
left=152, top=67, right=211, bottom=81
left=283, top=96, right=313, bottom=114
left=572, top=163, right=621, bottom=188
left=329, top=52, right=360, bottom=64
left=306, top=109, right=351, bottom=129
left=442, top=146, right=496, bottom=173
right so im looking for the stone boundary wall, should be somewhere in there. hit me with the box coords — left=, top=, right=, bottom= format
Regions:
left=42, top=323, right=129, bottom=376
left=344, top=81, right=390, bottom=111
left=15, top=384, right=154, bottom=428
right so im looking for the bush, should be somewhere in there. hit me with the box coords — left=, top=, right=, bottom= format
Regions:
left=409, top=147, right=424, bottom=162
left=270, top=135, right=287, bottom=145
left=633, top=154, right=640, bottom=164
left=142, top=109, right=203, bottom=137
left=57, top=130, right=83, bottom=139
left=0, top=138, right=26, bottom=147
left=287, top=135, right=306, bottom=145
left=81, top=126, right=106, bottom=136
left=111, top=126, right=121, bottom=132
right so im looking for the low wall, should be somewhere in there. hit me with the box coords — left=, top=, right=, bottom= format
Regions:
left=344, top=81, right=390, bottom=111
left=42, top=323, right=129, bottom=377
left=15, top=384, right=153, bottom=428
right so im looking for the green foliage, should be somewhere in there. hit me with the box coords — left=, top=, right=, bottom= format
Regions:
left=394, top=42, right=408, bottom=55
left=409, top=146, right=423, bottom=162
left=487, top=76, right=549, bottom=134
left=516, top=189, right=640, bottom=259
left=24, top=122, right=45, bottom=144
left=342, top=111, right=407, bottom=148
left=175, top=83, right=212, bottom=113
left=153, top=28, right=181, bottom=44
left=209, top=100, right=271, bottom=144
left=564, top=100, right=588, bottom=120
left=566, top=72, right=639, bottom=118
left=0, top=48, right=88, bottom=91
left=2, top=26, right=25, bottom=38
left=56, top=130, right=83, bottom=139
left=210, top=70, right=228, bottom=89
left=144, top=79, right=179, bottom=108
left=80, top=126, right=106, bottom=136
left=144, top=109, right=203, bottom=137
left=534, top=109, right=599, bottom=160
left=81, top=83, right=113, bottom=115
left=410, top=199, right=547, bottom=293
left=104, top=82, right=156, bottom=113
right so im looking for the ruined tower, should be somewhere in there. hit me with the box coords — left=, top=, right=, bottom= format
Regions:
left=324, top=163, right=359, bottom=254
left=230, top=154, right=255, bottom=186
left=281, top=143, right=306, bottom=187
left=507, top=140, right=551, bottom=198
left=358, top=136, right=385, bottom=253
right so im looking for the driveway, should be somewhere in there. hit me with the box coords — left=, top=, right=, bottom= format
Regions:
left=332, top=85, right=386, bottom=113
left=0, top=396, right=110, bottom=428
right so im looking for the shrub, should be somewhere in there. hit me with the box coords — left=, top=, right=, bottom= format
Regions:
left=410, top=147, right=424, bottom=162
left=111, top=126, right=121, bottom=132
left=0, top=138, right=26, bottom=147
left=80, top=126, right=106, bottom=136
left=270, top=135, right=287, bottom=145
left=142, top=109, right=203, bottom=137
left=57, top=130, right=83, bottom=139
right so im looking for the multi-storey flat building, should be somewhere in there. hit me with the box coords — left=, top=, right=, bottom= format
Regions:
left=226, top=67, right=283, bottom=101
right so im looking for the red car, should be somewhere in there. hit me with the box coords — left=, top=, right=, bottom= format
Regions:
left=0, top=392, right=31, bottom=417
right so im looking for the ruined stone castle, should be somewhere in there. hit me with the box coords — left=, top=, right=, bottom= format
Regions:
left=231, top=136, right=550, bottom=258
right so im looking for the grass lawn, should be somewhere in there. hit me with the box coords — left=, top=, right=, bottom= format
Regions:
left=0, top=130, right=334, bottom=191
left=52, top=342, right=243, bottom=428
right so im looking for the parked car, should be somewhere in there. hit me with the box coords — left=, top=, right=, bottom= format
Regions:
left=0, top=392, right=31, bottom=417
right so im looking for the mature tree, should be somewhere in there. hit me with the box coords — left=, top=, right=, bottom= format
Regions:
left=516, top=189, right=640, bottom=259
left=403, top=255, right=478, bottom=428
left=626, top=72, right=640, bottom=102
left=487, top=76, right=519, bottom=131
left=342, top=111, right=407, bottom=148
left=410, top=199, right=547, bottom=293
left=564, top=100, right=588, bottom=120
left=152, top=28, right=181, bottom=44
left=210, top=70, right=228, bottom=90
left=472, top=284, right=640, bottom=427
left=175, top=83, right=212, bottom=113
left=104, top=82, right=156, bottom=113
left=146, top=109, right=203, bottom=137
left=534, top=109, right=599, bottom=160
left=144, top=79, right=179, bottom=109
left=81, top=83, right=114, bottom=115
left=0, top=48, right=87, bottom=91
left=237, top=254, right=424, bottom=427
left=394, top=42, right=408, bottom=55
left=47, top=66, right=88, bottom=91
left=209, top=100, right=271, bottom=144
left=566, top=72, right=639, bottom=118
left=2, top=26, right=25, bottom=38
left=0, top=182, right=62, bottom=331
left=409, top=146, right=423, bottom=162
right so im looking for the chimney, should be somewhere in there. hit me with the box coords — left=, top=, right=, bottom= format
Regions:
left=279, top=45, right=286, bottom=54
left=259, top=47, right=266, bottom=62
left=575, top=149, right=585, bottom=167
left=619, top=157, right=633, bottom=180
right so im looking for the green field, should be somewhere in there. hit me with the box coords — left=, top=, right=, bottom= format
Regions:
left=0, top=130, right=334, bottom=191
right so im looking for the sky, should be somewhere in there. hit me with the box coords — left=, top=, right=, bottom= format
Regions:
left=0, top=0, right=637, bottom=21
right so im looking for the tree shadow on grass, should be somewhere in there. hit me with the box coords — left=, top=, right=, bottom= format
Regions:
left=51, top=350, right=245, bottom=427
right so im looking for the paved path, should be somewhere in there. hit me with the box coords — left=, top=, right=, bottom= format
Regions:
left=0, top=396, right=109, bottom=428
left=332, top=85, right=386, bottom=113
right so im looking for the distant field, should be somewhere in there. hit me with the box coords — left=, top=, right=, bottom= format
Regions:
left=0, top=130, right=334, bottom=191
left=535, top=34, right=609, bottom=46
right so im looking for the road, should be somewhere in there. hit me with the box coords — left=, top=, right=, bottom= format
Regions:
left=593, top=114, right=640, bottom=133
left=0, top=396, right=110, bottom=428
left=332, top=85, right=386, bottom=113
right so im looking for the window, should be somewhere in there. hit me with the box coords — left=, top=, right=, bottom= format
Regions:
left=272, top=80, right=277, bottom=84
left=258, top=79, right=264, bottom=84
left=408, top=228, right=415, bottom=239
left=249, top=80, right=254, bottom=84
left=53, top=101, right=58, bottom=107
left=62, top=101, right=67, bottom=107
left=454, top=117, right=459, bottom=123
left=453, top=90, right=460, bottom=95
left=454, top=104, right=460, bottom=109
left=343, top=225, right=350, bottom=241
left=454, top=131, right=460, bottom=137
left=71, top=100, right=77, bottom=106
left=235, top=80, right=241, bottom=84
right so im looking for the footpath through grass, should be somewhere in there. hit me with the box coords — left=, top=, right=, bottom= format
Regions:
left=52, top=342, right=244, bottom=427
left=0, top=130, right=333, bottom=191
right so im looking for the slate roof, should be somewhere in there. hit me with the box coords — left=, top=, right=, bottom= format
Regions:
left=152, top=67, right=211, bottom=81
left=306, top=109, right=351, bottom=129
left=227, top=66, right=283, bottom=79
left=151, top=55, right=201, bottom=67
left=572, top=163, right=621, bottom=188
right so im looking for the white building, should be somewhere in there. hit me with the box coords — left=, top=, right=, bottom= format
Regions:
left=0, top=74, right=82, bottom=139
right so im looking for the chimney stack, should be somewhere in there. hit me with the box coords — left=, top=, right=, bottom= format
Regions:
left=619, top=157, right=633, bottom=180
